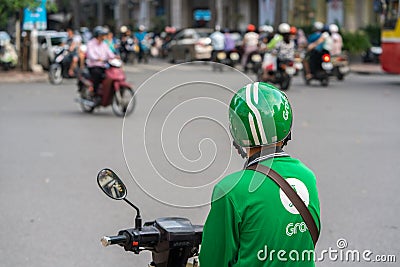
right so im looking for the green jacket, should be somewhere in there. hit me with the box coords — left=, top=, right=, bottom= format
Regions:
left=199, top=151, right=320, bottom=266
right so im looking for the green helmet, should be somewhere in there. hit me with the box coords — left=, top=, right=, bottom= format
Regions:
left=229, top=82, right=293, bottom=147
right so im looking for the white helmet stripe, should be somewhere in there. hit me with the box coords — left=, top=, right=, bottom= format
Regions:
left=245, top=83, right=268, bottom=144
left=254, top=82, right=259, bottom=104
left=248, top=113, right=260, bottom=145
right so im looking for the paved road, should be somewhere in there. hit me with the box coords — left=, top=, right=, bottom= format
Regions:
left=1, top=61, right=399, bottom=266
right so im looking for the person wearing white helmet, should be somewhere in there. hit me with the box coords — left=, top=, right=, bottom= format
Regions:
left=261, top=23, right=295, bottom=81
left=273, top=23, right=295, bottom=62
left=329, top=24, right=343, bottom=56
left=258, top=25, right=274, bottom=53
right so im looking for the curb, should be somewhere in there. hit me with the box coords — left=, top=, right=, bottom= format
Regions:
left=0, top=71, right=48, bottom=83
left=349, top=64, right=384, bottom=75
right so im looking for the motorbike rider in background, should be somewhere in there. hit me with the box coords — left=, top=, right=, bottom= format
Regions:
left=223, top=28, right=236, bottom=53
left=241, top=24, right=259, bottom=72
left=261, top=23, right=295, bottom=81
left=329, top=24, right=343, bottom=56
left=303, top=21, right=328, bottom=80
left=86, top=26, right=115, bottom=100
left=104, top=27, right=119, bottom=55
left=134, top=25, right=149, bottom=63
left=273, top=23, right=295, bottom=63
left=258, top=25, right=274, bottom=53
left=66, top=27, right=81, bottom=77
left=209, top=25, right=225, bottom=63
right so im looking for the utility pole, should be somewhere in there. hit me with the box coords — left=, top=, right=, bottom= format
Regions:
left=16, top=9, right=22, bottom=70
left=98, top=0, right=104, bottom=25
left=275, top=0, right=282, bottom=28
left=72, top=0, right=80, bottom=29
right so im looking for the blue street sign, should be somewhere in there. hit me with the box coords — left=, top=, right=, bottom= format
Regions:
left=194, top=9, right=211, bottom=21
left=23, top=0, right=47, bottom=31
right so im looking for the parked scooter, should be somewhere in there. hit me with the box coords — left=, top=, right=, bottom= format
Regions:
left=97, top=168, right=202, bottom=267
left=76, top=58, right=135, bottom=117
left=330, top=53, right=350, bottom=81
left=0, top=42, right=18, bottom=70
left=48, top=45, right=73, bottom=84
left=303, top=50, right=333, bottom=86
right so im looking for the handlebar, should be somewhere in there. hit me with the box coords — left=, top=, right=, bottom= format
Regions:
left=101, top=234, right=127, bottom=247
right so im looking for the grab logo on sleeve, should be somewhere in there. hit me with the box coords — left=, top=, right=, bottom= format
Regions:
left=279, top=178, right=309, bottom=214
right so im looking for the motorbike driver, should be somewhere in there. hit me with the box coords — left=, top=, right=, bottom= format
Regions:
left=258, top=25, right=274, bottom=53
left=303, top=21, right=328, bottom=80
left=261, top=23, right=295, bottom=81
left=209, top=25, right=225, bottom=62
left=134, top=25, right=149, bottom=63
left=86, top=26, right=115, bottom=98
left=273, top=23, right=295, bottom=63
left=241, top=24, right=259, bottom=72
left=66, top=27, right=81, bottom=77
left=199, top=82, right=321, bottom=267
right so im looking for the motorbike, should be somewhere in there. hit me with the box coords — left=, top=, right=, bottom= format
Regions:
left=303, top=50, right=333, bottom=87
left=361, top=42, right=382, bottom=63
left=97, top=168, right=202, bottom=267
left=48, top=45, right=74, bottom=85
left=120, top=37, right=138, bottom=64
left=76, top=58, right=135, bottom=117
left=258, top=58, right=296, bottom=91
left=0, top=42, right=18, bottom=70
left=211, top=50, right=240, bottom=71
left=330, top=53, right=350, bottom=81
left=243, top=50, right=263, bottom=74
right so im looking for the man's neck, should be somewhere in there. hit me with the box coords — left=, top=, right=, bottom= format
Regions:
left=248, top=143, right=283, bottom=158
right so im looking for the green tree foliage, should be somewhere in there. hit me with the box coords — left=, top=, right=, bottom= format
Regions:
left=0, top=0, right=39, bottom=29
left=342, top=30, right=371, bottom=54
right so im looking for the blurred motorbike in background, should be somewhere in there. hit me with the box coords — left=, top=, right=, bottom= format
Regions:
left=330, top=53, right=350, bottom=81
left=76, top=58, right=135, bottom=117
left=48, top=45, right=73, bottom=84
left=303, top=50, right=333, bottom=87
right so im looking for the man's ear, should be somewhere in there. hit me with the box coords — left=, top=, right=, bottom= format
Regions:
left=233, top=141, right=247, bottom=159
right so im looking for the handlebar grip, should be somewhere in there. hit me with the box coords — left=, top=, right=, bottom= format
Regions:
left=101, top=235, right=127, bottom=247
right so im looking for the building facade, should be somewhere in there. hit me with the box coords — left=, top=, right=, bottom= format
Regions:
left=51, top=0, right=379, bottom=32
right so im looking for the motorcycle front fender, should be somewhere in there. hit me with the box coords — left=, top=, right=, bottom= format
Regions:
left=114, top=80, right=133, bottom=91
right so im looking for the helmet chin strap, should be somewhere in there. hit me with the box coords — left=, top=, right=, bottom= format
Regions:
left=233, top=140, right=248, bottom=159
left=281, top=132, right=292, bottom=148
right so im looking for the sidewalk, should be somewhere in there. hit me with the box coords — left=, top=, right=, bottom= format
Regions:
left=349, top=62, right=384, bottom=75
left=0, top=69, right=48, bottom=83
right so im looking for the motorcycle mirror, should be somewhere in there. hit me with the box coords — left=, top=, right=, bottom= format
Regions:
left=97, top=168, right=127, bottom=200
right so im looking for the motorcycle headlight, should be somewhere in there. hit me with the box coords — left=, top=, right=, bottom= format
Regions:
left=230, top=52, right=239, bottom=61
left=251, top=54, right=262, bottom=62
left=217, top=52, right=227, bottom=60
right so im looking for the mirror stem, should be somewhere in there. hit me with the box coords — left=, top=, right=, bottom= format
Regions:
left=123, top=198, right=142, bottom=230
